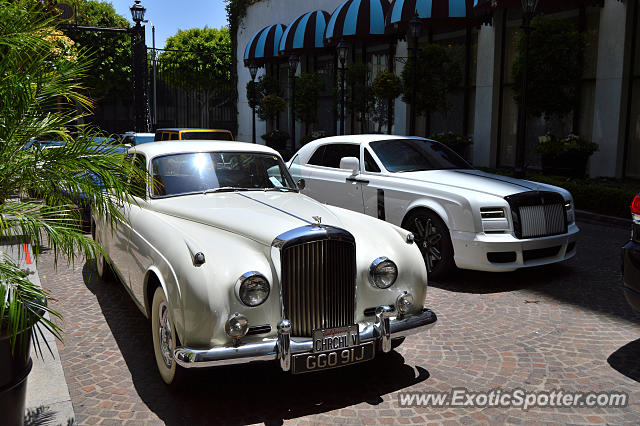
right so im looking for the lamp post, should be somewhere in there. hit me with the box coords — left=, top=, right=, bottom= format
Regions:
left=337, top=39, right=349, bottom=136
left=130, top=0, right=148, bottom=132
left=288, top=54, right=299, bottom=151
left=514, top=0, right=540, bottom=178
left=248, top=62, right=259, bottom=144
left=408, top=15, right=422, bottom=136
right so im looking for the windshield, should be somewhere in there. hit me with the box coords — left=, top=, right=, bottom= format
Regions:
left=134, top=135, right=155, bottom=145
left=181, top=131, right=233, bottom=141
left=369, top=139, right=472, bottom=172
left=150, top=151, right=296, bottom=197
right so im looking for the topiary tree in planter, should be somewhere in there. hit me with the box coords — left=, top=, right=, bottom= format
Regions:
left=0, top=1, right=142, bottom=421
left=512, top=16, right=584, bottom=123
left=294, top=73, right=325, bottom=136
left=346, top=61, right=374, bottom=133
left=401, top=44, right=462, bottom=133
left=372, top=71, right=402, bottom=134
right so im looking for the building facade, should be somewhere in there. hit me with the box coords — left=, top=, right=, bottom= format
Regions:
left=236, top=0, right=639, bottom=178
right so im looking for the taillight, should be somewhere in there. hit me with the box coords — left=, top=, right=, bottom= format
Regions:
left=632, top=194, right=640, bottom=217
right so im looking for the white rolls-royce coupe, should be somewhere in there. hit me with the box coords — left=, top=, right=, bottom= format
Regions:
left=92, top=141, right=437, bottom=385
left=288, top=135, right=579, bottom=277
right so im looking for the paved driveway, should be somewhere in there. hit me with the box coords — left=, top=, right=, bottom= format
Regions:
left=39, top=220, right=640, bottom=425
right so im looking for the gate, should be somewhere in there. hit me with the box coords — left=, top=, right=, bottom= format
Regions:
left=148, top=48, right=236, bottom=134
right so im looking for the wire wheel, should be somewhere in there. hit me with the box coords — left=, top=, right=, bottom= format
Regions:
left=406, top=210, right=454, bottom=279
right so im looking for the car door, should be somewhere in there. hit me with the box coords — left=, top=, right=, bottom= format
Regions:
left=360, top=146, right=403, bottom=225
left=126, top=153, right=154, bottom=305
left=303, top=143, right=365, bottom=213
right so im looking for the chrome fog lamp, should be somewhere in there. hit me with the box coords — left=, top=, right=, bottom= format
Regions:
left=225, top=313, right=249, bottom=339
left=396, top=292, right=414, bottom=315
left=238, top=272, right=270, bottom=306
left=369, top=257, right=398, bottom=289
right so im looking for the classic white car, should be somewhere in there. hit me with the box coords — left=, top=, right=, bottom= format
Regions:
left=288, top=135, right=579, bottom=277
left=92, top=141, right=437, bottom=385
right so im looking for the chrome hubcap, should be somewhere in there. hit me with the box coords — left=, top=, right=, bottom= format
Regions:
left=158, top=302, right=173, bottom=368
left=413, top=217, right=443, bottom=273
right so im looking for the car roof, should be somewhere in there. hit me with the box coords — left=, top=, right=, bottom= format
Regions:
left=155, top=128, right=232, bottom=132
left=123, top=132, right=155, bottom=137
left=130, top=141, right=279, bottom=158
left=302, top=134, right=426, bottom=150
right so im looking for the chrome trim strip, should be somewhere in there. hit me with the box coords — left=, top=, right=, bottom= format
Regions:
left=173, top=308, right=437, bottom=369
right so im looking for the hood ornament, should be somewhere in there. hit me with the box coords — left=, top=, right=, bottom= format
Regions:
left=312, top=216, right=322, bottom=225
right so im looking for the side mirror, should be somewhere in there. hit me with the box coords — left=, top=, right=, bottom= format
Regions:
left=297, top=178, right=306, bottom=191
left=339, top=157, right=360, bottom=176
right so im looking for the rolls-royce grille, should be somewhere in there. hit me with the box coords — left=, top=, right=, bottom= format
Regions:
left=281, top=239, right=356, bottom=337
left=519, top=203, right=565, bottom=238
left=505, top=191, right=568, bottom=239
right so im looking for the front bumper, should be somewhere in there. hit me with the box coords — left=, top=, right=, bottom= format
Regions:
left=173, top=307, right=437, bottom=370
left=451, top=223, right=579, bottom=272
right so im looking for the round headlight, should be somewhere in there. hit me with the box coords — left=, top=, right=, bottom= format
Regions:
left=238, top=272, right=270, bottom=307
left=369, top=257, right=398, bottom=289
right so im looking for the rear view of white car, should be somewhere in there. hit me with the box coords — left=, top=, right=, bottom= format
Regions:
left=289, top=135, right=579, bottom=278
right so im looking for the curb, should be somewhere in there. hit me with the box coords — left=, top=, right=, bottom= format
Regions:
left=576, top=209, right=631, bottom=229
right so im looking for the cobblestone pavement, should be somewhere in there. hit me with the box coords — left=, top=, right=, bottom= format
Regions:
left=38, top=220, right=640, bottom=425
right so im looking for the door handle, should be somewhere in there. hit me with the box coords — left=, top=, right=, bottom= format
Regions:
left=346, top=176, right=369, bottom=184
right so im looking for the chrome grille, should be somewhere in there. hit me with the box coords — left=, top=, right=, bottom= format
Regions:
left=281, top=239, right=356, bottom=337
left=505, top=191, right=567, bottom=239
left=519, top=203, right=565, bottom=238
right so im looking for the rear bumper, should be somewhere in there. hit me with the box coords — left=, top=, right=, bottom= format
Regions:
left=173, top=307, right=437, bottom=370
left=451, top=223, right=579, bottom=272
left=622, top=239, right=640, bottom=311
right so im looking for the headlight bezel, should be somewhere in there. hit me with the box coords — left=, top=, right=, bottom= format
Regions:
left=236, top=271, right=270, bottom=307
left=368, top=257, right=398, bottom=289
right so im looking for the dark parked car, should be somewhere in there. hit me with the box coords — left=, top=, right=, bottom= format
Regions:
left=622, top=193, right=640, bottom=311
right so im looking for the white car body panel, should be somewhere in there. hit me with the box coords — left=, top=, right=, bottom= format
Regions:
left=93, top=141, right=434, bottom=359
left=289, top=135, right=579, bottom=272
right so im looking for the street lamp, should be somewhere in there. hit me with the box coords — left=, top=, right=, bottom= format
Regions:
left=408, top=15, right=422, bottom=136
left=248, top=62, right=259, bottom=144
left=130, top=0, right=146, bottom=25
left=130, top=0, right=147, bottom=132
left=288, top=54, right=299, bottom=151
left=336, top=39, right=349, bottom=135
left=514, top=0, right=540, bottom=178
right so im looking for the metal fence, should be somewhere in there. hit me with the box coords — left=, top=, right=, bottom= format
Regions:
left=148, top=48, right=236, bottom=133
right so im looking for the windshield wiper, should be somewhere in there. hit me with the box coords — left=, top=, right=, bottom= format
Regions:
left=263, top=187, right=298, bottom=192
left=203, top=187, right=247, bottom=194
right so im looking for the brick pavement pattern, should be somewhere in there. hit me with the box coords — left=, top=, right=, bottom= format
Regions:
left=38, top=220, right=640, bottom=425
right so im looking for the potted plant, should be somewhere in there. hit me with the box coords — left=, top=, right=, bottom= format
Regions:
left=294, top=73, right=325, bottom=137
left=401, top=44, right=462, bottom=134
left=536, top=134, right=598, bottom=177
left=0, top=2, right=140, bottom=422
left=372, top=71, right=402, bottom=134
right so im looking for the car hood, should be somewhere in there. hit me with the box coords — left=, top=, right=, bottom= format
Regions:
left=148, top=191, right=344, bottom=246
left=396, top=169, right=548, bottom=198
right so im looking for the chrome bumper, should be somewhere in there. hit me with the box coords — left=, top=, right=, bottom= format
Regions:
left=173, top=307, right=437, bottom=370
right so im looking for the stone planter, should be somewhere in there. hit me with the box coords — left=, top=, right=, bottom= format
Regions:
left=0, top=328, right=33, bottom=426
left=541, top=152, right=590, bottom=178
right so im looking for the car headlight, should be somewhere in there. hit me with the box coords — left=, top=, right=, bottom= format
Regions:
left=369, top=257, right=398, bottom=289
left=480, top=207, right=511, bottom=233
left=237, top=272, right=270, bottom=307
left=565, top=199, right=575, bottom=224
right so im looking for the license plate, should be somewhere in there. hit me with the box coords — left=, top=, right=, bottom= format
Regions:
left=311, top=324, right=359, bottom=353
left=292, top=341, right=375, bottom=374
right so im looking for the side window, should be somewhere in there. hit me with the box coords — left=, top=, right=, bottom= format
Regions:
left=170, top=132, right=179, bottom=140
left=160, top=132, right=169, bottom=141
left=154, top=131, right=161, bottom=141
left=129, top=154, right=147, bottom=199
left=321, top=144, right=360, bottom=168
left=308, top=146, right=326, bottom=166
left=364, top=148, right=381, bottom=172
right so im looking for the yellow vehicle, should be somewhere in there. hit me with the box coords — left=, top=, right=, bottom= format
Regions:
left=154, top=128, right=234, bottom=142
